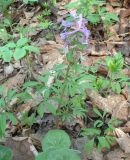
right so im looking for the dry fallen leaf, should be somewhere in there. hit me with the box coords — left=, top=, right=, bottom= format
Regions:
left=115, top=128, right=130, bottom=153
left=105, top=148, right=126, bottom=160
left=3, top=70, right=26, bottom=92
left=87, top=90, right=129, bottom=121
left=41, top=42, right=64, bottom=72
left=5, top=137, right=35, bottom=160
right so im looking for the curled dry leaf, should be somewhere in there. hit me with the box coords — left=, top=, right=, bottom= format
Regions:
left=115, top=128, right=130, bottom=153
left=87, top=90, right=129, bottom=121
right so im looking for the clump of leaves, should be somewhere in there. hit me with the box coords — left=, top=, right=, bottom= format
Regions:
left=81, top=108, right=122, bottom=153
left=22, top=50, right=95, bottom=122
left=0, top=86, right=17, bottom=139
left=0, top=37, right=39, bottom=62
left=92, top=53, right=130, bottom=95
left=105, top=53, right=129, bottom=94
left=66, top=0, right=119, bottom=26
left=35, top=130, right=81, bottom=160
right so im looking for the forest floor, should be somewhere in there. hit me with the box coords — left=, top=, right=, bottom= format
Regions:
left=1, top=0, right=130, bottom=160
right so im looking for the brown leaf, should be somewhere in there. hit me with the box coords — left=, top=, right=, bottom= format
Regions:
left=120, top=9, right=130, bottom=18
left=41, top=42, right=64, bottom=71
left=5, top=137, right=35, bottom=160
left=105, top=148, right=126, bottom=160
left=115, top=128, right=130, bottom=153
left=124, top=0, right=130, bottom=8
left=3, top=71, right=26, bottom=93
left=87, top=90, right=129, bottom=121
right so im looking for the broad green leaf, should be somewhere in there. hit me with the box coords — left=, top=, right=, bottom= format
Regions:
left=0, top=145, right=13, bottom=160
left=42, top=130, right=71, bottom=152
left=5, top=42, right=16, bottom=48
left=16, top=38, right=29, bottom=47
left=3, top=50, right=13, bottom=62
left=14, top=48, right=26, bottom=60
left=36, top=149, right=80, bottom=160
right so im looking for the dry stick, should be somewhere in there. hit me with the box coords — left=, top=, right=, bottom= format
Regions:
left=91, top=40, right=127, bottom=45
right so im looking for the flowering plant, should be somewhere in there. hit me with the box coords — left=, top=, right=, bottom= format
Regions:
left=60, top=10, right=90, bottom=53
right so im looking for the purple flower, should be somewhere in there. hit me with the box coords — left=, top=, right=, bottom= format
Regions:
left=60, top=10, right=90, bottom=52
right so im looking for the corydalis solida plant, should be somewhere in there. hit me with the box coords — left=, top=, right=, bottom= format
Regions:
left=60, top=11, right=90, bottom=52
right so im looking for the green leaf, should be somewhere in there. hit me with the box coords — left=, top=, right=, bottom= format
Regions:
left=23, top=81, right=40, bottom=88
left=97, top=136, right=110, bottom=151
left=93, top=108, right=103, bottom=118
left=24, top=45, right=40, bottom=54
left=36, top=149, right=80, bottom=160
left=0, top=145, right=13, bottom=160
left=65, top=1, right=80, bottom=9
left=14, top=48, right=27, bottom=60
left=47, top=104, right=57, bottom=115
left=0, top=114, right=6, bottom=138
left=115, top=82, right=121, bottom=94
left=84, top=139, right=94, bottom=153
left=0, top=98, right=5, bottom=108
left=5, top=42, right=16, bottom=48
left=5, top=112, right=18, bottom=125
left=3, top=50, right=13, bottom=62
left=7, top=90, right=16, bottom=101
left=38, top=102, right=46, bottom=118
left=14, top=92, right=32, bottom=102
left=82, top=128, right=101, bottom=136
left=16, top=38, right=29, bottom=47
left=42, top=130, right=71, bottom=152
left=94, top=120, right=103, bottom=128
left=87, top=14, right=100, bottom=24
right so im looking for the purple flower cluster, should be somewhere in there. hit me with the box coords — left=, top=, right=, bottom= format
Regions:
left=60, top=11, right=90, bottom=52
